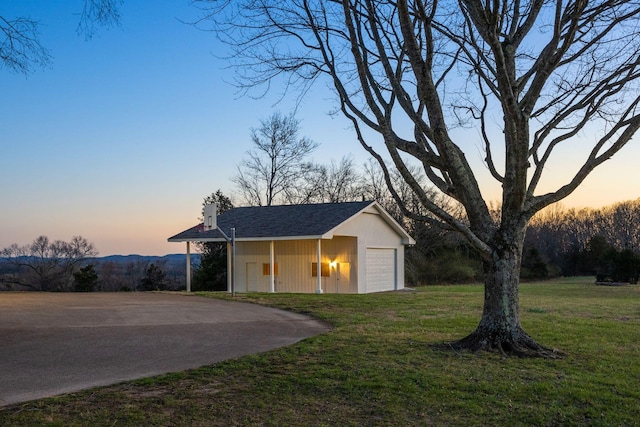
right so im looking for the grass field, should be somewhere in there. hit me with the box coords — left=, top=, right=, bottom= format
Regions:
left=1, top=277, right=639, bottom=426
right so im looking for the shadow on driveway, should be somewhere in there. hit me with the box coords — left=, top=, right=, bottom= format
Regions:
left=0, top=292, right=330, bottom=407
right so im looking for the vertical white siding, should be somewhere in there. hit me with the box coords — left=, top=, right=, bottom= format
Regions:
left=234, top=237, right=357, bottom=293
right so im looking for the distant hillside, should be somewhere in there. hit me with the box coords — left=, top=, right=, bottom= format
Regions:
left=93, top=254, right=201, bottom=265
left=0, top=254, right=202, bottom=272
left=87, top=254, right=200, bottom=269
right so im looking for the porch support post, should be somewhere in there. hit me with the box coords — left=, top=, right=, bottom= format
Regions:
left=186, top=241, right=191, bottom=292
left=316, top=239, right=323, bottom=294
left=231, top=228, right=236, bottom=297
left=226, top=241, right=232, bottom=293
left=269, top=240, right=275, bottom=293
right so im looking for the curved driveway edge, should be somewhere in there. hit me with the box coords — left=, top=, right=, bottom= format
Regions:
left=0, top=292, right=330, bottom=407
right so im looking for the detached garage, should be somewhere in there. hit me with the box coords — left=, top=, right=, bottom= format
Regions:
left=168, top=201, right=415, bottom=294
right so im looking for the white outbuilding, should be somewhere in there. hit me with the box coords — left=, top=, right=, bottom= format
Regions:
left=168, top=201, right=415, bottom=294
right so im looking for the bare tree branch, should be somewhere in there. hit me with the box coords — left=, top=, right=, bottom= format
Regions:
left=1, top=1, right=122, bottom=74
left=76, top=0, right=123, bottom=40
left=0, top=16, right=52, bottom=73
left=232, top=111, right=319, bottom=206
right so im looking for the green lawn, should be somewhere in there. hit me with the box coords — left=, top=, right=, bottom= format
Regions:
left=2, top=278, right=639, bottom=426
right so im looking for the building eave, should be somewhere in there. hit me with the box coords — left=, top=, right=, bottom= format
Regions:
left=168, top=234, right=334, bottom=243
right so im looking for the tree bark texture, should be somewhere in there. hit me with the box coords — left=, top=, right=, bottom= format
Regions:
left=444, top=226, right=559, bottom=357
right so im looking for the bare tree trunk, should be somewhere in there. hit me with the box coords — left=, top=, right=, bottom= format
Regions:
left=444, top=226, right=560, bottom=357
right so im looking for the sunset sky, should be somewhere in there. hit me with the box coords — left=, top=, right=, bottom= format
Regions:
left=2, top=1, right=638, bottom=256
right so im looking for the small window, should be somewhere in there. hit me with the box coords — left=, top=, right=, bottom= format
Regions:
left=311, top=262, right=330, bottom=277
left=262, top=263, right=278, bottom=276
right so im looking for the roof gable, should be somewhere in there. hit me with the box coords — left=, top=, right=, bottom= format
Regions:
left=328, top=202, right=415, bottom=244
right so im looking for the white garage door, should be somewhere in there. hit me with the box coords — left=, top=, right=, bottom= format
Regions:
left=366, top=248, right=397, bottom=293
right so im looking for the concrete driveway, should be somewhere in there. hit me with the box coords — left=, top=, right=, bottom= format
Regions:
left=0, top=292, right=329, bottom=407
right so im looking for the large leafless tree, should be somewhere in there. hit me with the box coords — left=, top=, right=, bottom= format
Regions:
left=198, top=0, right=640, bottom=356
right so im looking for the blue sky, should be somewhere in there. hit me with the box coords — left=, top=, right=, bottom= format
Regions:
left=1, top=1, right=360, bottom=255
left=1, top=1, right=638, bottom=256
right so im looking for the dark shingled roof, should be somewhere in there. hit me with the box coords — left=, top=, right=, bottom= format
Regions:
left=168, top=201, right=375, bottom=242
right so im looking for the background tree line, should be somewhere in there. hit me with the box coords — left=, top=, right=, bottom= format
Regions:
left=404, top=198, right=640, bottom=285
left=525, top=200, right=640, bottom=284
